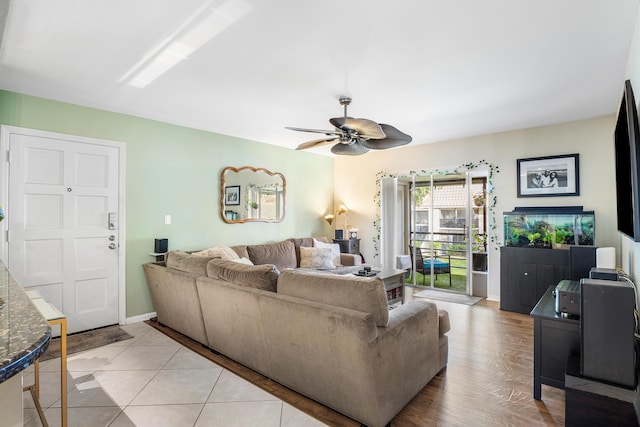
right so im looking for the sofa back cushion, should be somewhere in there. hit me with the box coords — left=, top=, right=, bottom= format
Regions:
left=277, top=269, right=389, bottom=326
left=246, top=239, right=297, bottom=271
left=166, top=250, right=216, bottom=276
left=206, top=259, right=279, bottom=292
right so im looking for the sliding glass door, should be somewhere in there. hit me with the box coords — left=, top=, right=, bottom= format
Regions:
left=406, top=172, right=487, bottom=294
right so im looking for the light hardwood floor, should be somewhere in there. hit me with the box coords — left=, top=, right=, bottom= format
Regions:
left=150, top=287, right=567, bottom=427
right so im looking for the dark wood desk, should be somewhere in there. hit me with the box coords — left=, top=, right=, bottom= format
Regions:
left=530, top=286, right=580, bottom=400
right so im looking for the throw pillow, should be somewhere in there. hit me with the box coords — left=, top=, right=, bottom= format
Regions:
left=313, top=238, right=341, bottom=266
left=289, top=237, right=314, bottom=267
left=299, top=246, right=336, bottom=270
left=192, top=245, right=240, bottom=261
left=206, top=259, right=279, bottom=292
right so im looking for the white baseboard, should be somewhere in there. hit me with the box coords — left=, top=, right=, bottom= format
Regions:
left=125, top=312, right=156, bottom=324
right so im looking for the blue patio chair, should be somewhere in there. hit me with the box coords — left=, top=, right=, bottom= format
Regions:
left=409, top=246, right=452, bottom=287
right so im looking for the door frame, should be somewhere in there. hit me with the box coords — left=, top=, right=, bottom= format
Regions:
left=0, top=125, right=127, bottom=326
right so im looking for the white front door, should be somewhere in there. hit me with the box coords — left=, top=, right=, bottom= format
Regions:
left=5, top=128, right=122, bottom=334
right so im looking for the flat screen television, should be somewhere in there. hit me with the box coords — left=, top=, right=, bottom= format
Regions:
left=614, top=79, right=640, bottom=241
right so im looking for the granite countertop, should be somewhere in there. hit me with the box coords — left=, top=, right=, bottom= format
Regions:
left=0, top=261, right=51, bottom=383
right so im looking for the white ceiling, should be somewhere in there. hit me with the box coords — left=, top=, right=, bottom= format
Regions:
left=0, top=0, right=637, bottom=156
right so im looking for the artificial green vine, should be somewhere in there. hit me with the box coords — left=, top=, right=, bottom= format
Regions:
left=372, top=171, right=394, bottom=257
left=372, top=160, right=500, bottom=258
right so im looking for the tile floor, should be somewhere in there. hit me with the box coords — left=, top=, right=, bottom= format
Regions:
left=22, top=322, right=327, bottom=427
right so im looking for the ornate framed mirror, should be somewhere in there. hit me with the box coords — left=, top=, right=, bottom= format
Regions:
left=220, top=166, right=286, bottom=223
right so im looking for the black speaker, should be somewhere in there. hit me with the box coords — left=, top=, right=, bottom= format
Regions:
left=581, top=278, right=637, bottom=388
left=570, top=245, right=597, bottom=281
left=154, top=238, right=168, bottom=253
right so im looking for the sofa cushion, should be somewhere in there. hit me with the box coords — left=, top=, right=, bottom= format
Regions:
left=299, top=247, right=336, bottom=269
left=192, top=245, right=239, bottom=260
left=246, top=239, right=297, bottom=271
left=277, top=269, right=389, bottom=326
left=206, top=259, right=279, bottom=292
left=166, top=250, right=216, bottom=276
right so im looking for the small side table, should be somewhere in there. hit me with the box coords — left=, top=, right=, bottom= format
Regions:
left=25, top=293, right=68, bottom=427
left=376, top=268, right=406, bottom=305
left=333, top=238, right=360, bottom=255
left=150, top=252, right=168, bottom=262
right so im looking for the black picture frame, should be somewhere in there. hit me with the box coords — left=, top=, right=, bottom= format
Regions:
left=517, top=153, right=579, bottom=197
left=224, top=185, right=241, bottom=205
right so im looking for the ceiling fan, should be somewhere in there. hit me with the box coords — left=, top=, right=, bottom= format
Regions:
left=286, top=97, right=412, bottom=156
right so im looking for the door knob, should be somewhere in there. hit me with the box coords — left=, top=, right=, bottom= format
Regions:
left=108, top=243, right=117, bottom=250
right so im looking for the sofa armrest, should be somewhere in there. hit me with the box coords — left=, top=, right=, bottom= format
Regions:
left=375, top=299, right=442, bottom=383
left=382, top=299, right=441, bottom=343
left=340, top=253, right=362, bottom=266
left=143, top=263, right=209, bottom=345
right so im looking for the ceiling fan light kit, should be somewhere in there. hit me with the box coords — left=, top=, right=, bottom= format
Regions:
left=286, top=97, right=412, bottom=155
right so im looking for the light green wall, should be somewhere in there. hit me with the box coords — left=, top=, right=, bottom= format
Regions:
left=0, top=90, right=335, bottom=318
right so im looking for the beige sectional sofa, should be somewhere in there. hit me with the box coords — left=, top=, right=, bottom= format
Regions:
left=143, top=237, right=449, bottom=427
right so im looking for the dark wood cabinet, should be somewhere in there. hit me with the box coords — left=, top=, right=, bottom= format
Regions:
left=500, top=246, right=570, bottom=314
left=530, top=286, right=580, bottom=400
left=333, top=238, right=360, bottom=255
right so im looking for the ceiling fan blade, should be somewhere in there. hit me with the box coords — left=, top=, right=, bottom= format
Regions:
left=285, top=126, right=342, bottom=136
left=360, top=124, right=412, bottom=149
left=331, top=142, right=370, bottom=156
left=296, top=137, right=338, bottom=150
left=329, top=117, right=386, bottom=139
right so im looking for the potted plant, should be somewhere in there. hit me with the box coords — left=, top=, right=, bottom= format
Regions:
left=473, top=192, right=486, bottom=207
left=472, top=230, right=488, bottom=271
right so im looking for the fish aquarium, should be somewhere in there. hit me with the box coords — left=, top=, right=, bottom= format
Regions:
left=504, top=206, right=595, bottom=248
